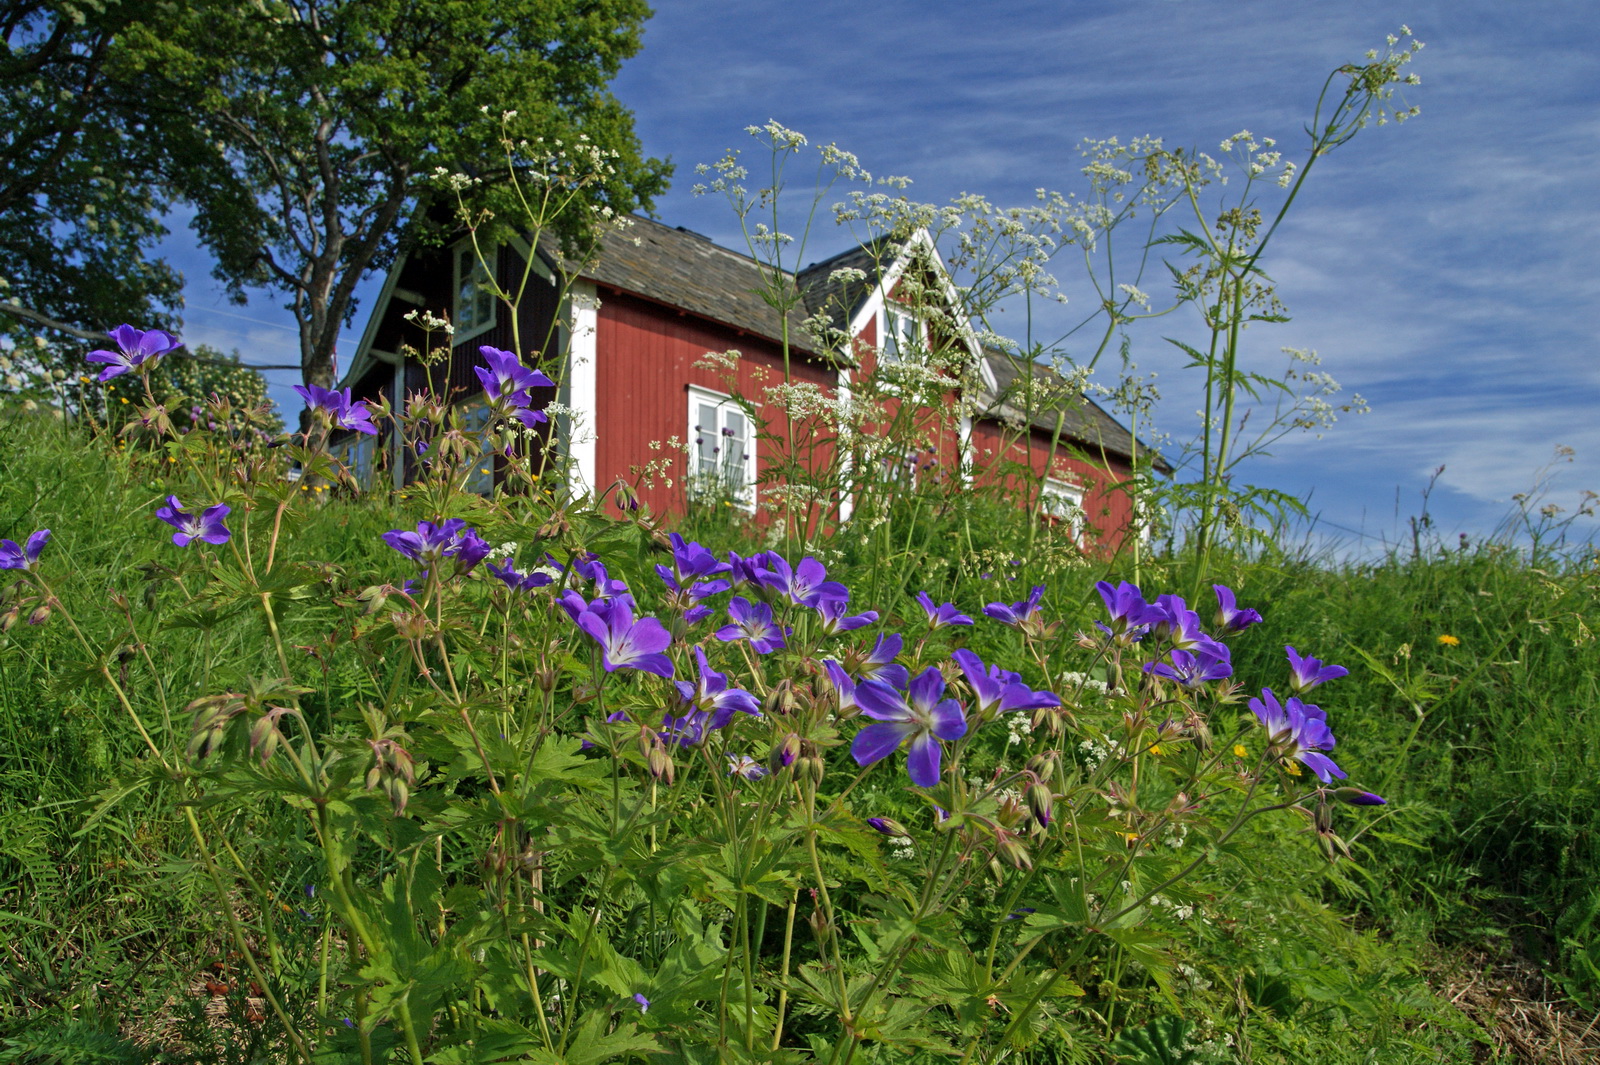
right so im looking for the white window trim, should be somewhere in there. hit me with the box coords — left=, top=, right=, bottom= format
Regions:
left=452, top=238, right=497, bottom=344
left=1041, top=477, right=1085, bottom=541
left=687, top=384, right=757, bottom=512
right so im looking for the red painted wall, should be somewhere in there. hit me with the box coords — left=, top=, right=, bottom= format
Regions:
left=594, top=290, right=837, bottom=520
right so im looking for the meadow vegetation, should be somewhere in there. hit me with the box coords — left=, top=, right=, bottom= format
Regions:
left=4, top=26, right=1598, bottom=1065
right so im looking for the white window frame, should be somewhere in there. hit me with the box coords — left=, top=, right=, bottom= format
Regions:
left=452, top=239, right=497, bottom=343
left=880, top=303, right=924, bottom=367
left=1041, top=477, right=1085, bottom=541
left=687, top=385, right=756, bottom=511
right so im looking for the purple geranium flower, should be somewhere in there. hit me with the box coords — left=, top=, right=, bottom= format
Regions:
left=1333, top=788, right=1387, bottom=806
left=293, top=383, right=378, bottom=435
left=676, top=645, right=761, bottom=729
left=1094, top=580, right=1163, bottom=643
left=474, top=345, right=553, bottom=408
left=858, top=632, right=910, bottom=689
left=715, top=597, right=788, bottom=654
left=383, top=518, right=490, bottom=572
left=823, top=659, right=863, bottom=714
left=817, top=599, right=878, bottom=635
left=656, top=534, right=732, bottom=598
left=571, top=594, right=674, bottom=677
left=726, top=753, right=769, bottom=781
left=0, top=529, right=50, bottom=571
left=951, top=649, right=1061, bottom=716
left=633, top=993, right=651, bottom=1013
left=486, top=559, right=553, bottom=593
left=86, top=324, right=180, bottom=381
left=759, top=553, right=849, bottom=609
left=1150, top=594, right=1213, bottom=651
left=914, top=591, right=973, bottom=628
left=984, top=585, right=1046, bottom=630
left=155, top=496, right=230, bottom=547
left=850, top=667, right=968, bottom=788
left=568, top=553, right=630, bottom=598
left=1249, top=687, right=1345, bottom=782
left=1285, top=645, right=1348, bottom=692
left=726, top=550, right=776, bottom=589
left=1213, top=585, right=1263, bottom=633
left=1143, top=644, right=1233, bottom=687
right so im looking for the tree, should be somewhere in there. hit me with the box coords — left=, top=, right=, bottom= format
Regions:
left=120, top=0, right=671, bottom=398
left=0, top=1, right=182, bottom=335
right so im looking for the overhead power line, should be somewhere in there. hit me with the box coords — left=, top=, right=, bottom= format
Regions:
left=1, top=300, right=302, bottom=371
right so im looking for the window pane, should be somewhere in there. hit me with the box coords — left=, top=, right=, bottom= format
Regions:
left=883, top=310, right=900, bottom=363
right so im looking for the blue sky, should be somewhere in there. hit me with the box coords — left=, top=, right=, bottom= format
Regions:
left=164, top=0, right=1600, bottom=552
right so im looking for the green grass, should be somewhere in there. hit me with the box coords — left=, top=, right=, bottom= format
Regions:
left=1, top=406, right=1591, bottom=1060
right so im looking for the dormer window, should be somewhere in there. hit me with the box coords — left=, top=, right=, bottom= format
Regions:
left=454, top=241, right=496, bottom=341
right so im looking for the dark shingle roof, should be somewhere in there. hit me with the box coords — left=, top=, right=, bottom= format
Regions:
left=977, top=351, right=1170, bottom=472
left=559, top=217, right=819, bottom=353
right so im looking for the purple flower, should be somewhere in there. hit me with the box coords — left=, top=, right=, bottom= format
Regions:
left=823, top=659, right=862, bottom=714
left=86, top=324, right=180, bottom=381
left=486, top=559, right=553, bottom=593
left=633, top=993, right=651, bottom=1013
left=951, top=649, right=1060, bottom=716
left=474, top=345, right=553, bottom=408
left=1149, top=594, right=1212, bottom=651
left=675, top=645, right=761, bottom=729
left=858, top=632, right=910, bottom=689
left=292, top=384, right=378, bottom=435
left=1285, top=645, right=1348, bottom=692
left=155, top=496, right=230, bottom=547
left=984, top=585, right=1046, bottom=630
left=715, top=597, right=788, bottom=654
left=1143, top=644, right=1233, bottom=687
left=1333, top=788, right=1387, bottom=806
left=383, top=519, right=490, bottom=572
left=0, top=529, right=50, bottom=571
left=655, top=534, right=731, bottom=597
left=1094, top=581, right=1163, bottom=642
left=1213, top=585, right=1263, bottom=632
left=865, top=816, right=910, bottom=838
left=726, top=753, right=769, bottom=781
left=1249, top=687, right=1345, bottom=783
left=759, top=553, right=849, bottom=608
left=568, top=553, right=630, bottom=598
left=726, top=550, right=775, bottom=589
left=571, top=594, right=674, bottom=677
left=817, top=599, right=878, bottom=635
left=850, top=667, right=968, bottom=788
left=914, top=591, right=973, bottom=628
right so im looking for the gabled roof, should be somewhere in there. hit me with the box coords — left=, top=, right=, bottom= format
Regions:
left=977, top=350, right=1171, bottom=473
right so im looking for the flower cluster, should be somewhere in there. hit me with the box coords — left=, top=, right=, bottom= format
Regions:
left=293, top=383, right=378, bottom=435
left=383, top=518, right=491, bottom=573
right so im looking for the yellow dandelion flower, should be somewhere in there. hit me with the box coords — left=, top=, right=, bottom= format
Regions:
left=1283, top=761, right=1302, bottom=777
left=1148, top=744, right=1164, bottom=756
left=1437, top=634, right=1460, bottom=647
left=1233, top=744, right=1248, bottom=758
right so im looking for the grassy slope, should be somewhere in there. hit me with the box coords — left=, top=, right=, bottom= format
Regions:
left=2, top=408, right=1592, bottom=1060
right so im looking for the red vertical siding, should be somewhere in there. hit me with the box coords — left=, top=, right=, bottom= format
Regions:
left=595, top=290, right=837, bottom=520
left=968, top=419, right=1140, bottom=550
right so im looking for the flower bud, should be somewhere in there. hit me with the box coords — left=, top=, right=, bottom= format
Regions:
left=1315, top=800, right=1333, bottom=835
left=1332, top=787, right=1387, bottom=806
left=647, top=746, right=675, bottom=783
left=0, top=605, right=19, bottom=632
left=1024, top=751, right=1057, bottom=784
left=799, top=755, right=825, bottom=786
left=1025, top=783, right=1055, bottom=829
left=26, top=603, right=51, bottom=626
left=764, top=680, right=798, bottom=717
left=769, top=733, right=801, bottom=774
left=248, top=715, right=281, bottom=764
left=365, top=766, right=383, bottom=791
left=865, top=817, right=910, bottom=839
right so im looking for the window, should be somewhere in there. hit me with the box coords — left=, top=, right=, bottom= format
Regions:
left=688, top=386, right=755, bottom=509
left=881, top=305, right=923, bottom=366
left=459, top=401, right=495, bottom=495
left=1041, top=478, right=1085, bottom=540
left=337, top=434, right=376, bottom=489
left=454, top=242, right=496, bottom=341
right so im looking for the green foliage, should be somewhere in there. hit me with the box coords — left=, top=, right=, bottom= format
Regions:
left=113, top=0, right=671, bottom=388
left=0, top=2, right=182, bottom=333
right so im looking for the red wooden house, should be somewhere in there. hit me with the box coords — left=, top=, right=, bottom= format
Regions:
left=339, top=216, right=1163, bottom=547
